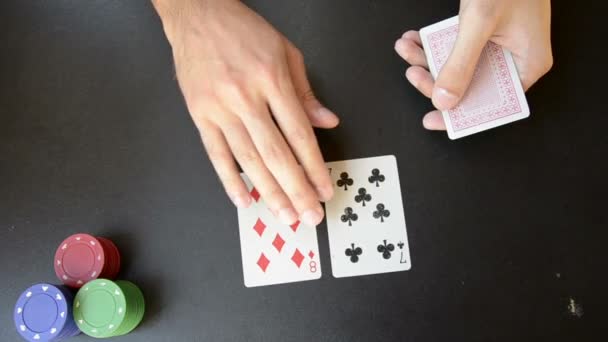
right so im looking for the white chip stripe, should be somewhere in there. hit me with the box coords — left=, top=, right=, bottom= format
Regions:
left=109, top=324, right=114, bottom=329
left=91, top=328, right=98, bottom=333
left=26, top=292, right=32, bottom=298
left=90, top=240, right=96, bottom=246
left=100, top=282, right=106, bottom=286
left=75, top=301, right=80, bottom=308
left=91, top=271, right=97, bottom=277
left=60, top=311, right=65, bottom=318
left=77, top=280, right=83, bottom=285
left=62, top=244, right=68, bottom=250
left=114, top=290, right=120, bottom=296
left=78, top=319, right=83, bottom=324
left=42, top=286, right=48, bottom=291
left=50, top=328, right=57, bottom=334
left=20, top=325, right=26, bottom=331
left=76, top=236, right=81, bottom=240
left=57, top=260, right=61, bottom=265
left=33, top=334, right=40, bottom=340
left=62, top=275, right=68, bottom=280
left=17, top=307, right=22, bottom=314
left=55, top=294, right=62, bottom=301
left=118, top=307, right=123, bottom=314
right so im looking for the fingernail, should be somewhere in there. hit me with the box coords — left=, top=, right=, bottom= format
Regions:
left=315, top=107, right=335, bottom=119
left=432, top=87, right=459, bottom=110
left=395, top=39, right=407, bottom=58
left=405, top=70, right=418, bottom=88
left=278, top=208, right=298, bottom=225
left=301, top=208, right=324, bottom=226
left=422, top=114, right=434, bottom=129
left=231, top=194, right=251, bottom=208
left=316, top=186, right=334, bottom=202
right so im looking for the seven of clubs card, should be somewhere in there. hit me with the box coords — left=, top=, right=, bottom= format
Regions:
left=420, top=16, right=530, bottom=139
left=325, top=155, right=411, bottom=278
left=237, top=174, right=321, bottom=288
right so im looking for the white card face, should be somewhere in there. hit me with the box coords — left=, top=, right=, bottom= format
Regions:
left=420, top=16, right=530, bottom=139
left=325, top=155, right=411, bottom=278
left=237, top=175, right=322, bottom=287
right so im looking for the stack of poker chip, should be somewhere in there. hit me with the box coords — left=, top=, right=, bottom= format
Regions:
left=54, top=233, right=121, bottom=288
left=73, top=279, right=145, bottom=338
left=13, top=283, right=81, bottom=341
left=14, top=233, right=146, bottom=340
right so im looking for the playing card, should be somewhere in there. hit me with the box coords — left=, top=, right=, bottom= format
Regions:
left=237, top=175, right=322, bottom=287
left=419, top=16, right=530, bottom=139
left=325, top=155, right=411, bottom=278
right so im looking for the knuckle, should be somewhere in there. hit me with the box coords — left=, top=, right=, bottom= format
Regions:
left=288, top=126, right=314, bottom=144
left=205, top=142, right=231, bottom=164
left=233, top=145, right=259, bottom=165
left=264, top=187, right=287, bottom=207
left=256, top=60, right=282, bottom=85
left=219, top=79, right=254, bottom=107
left=300, top=88, right=316, bottom=102
left=261, top=140, right=287, bottom=165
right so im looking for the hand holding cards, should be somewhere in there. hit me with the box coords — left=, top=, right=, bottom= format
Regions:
left=419, top=16, right=530, bottom=139
left=237, top=156, right=411, bottom=287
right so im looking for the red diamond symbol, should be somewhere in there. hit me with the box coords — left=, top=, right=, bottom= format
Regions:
left=272, top=234, right=285, bottom=253
left=253, top=218, right=266, bottom=237
left=257, top=253, right=270, bottom=272
left=290, top=220, right=300, bottom=232
left=291, top=248, right=304, bottom=268
left=308, top=250, right=315, bottom=259
left=250, top=187, right=260, bottom=202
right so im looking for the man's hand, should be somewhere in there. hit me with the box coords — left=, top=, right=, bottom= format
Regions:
left=152, top=0, right=339, bottom=226
left=395, top=0, right=553, bottom=130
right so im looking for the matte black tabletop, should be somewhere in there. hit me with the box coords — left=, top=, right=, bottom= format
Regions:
left=1, top=1, right=606, bottom=341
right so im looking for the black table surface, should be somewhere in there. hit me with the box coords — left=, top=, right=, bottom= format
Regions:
left=1, top=1, right=607, bottom=341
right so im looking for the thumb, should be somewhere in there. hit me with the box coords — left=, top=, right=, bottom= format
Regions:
left=284, top=41, right=339, bottom=129
left=432, top=14, right=495, bottom=110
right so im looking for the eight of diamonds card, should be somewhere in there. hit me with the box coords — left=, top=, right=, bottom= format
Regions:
left=237, top=175, right=322, bottom=287
left=420, top=16, right=530, bottom=139
left=325, top=155, right=411, bottom=278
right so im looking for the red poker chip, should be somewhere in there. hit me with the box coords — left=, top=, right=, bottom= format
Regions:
left=97, top=237, right=121, bottom=279
left=54, top=233, right=121, bottom=288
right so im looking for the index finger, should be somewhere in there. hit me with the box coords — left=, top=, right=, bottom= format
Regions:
left=265, top=71, right=334, bottom=202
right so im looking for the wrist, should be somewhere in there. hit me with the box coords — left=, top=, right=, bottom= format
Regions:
left=151, top=0, right=230, bottom=43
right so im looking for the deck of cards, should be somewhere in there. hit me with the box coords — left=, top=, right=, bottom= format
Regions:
left=235, top=15, right=531, bottom=287
left=237, top=156, right=411, bottom=287
left=420, top=16, right=530, bottom=139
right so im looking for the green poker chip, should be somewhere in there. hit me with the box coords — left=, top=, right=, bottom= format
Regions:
left=73, top=279, right=145, bottom=338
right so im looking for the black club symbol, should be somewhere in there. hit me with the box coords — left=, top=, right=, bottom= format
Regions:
left=397, top=241, right=404, bottom=249
left=368, top=168, right=385, bottom=187
left=377, top=240, right=395, bottom=259
left=340, top=207, right=358, bottom=226
left=354, top=188, right=372, bottom=207
left=345, top=243, right=363, bottom=263
left=372, top=203, right=390, bottom=222
left=337, top=172, right=353, bottom=191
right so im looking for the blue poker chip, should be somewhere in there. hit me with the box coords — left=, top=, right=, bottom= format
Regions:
left=14, top=283, right=80, bottom=342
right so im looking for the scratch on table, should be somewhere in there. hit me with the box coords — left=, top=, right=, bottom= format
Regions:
left=568, top=298, right=584, bottom=318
